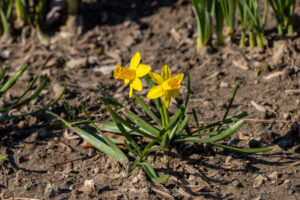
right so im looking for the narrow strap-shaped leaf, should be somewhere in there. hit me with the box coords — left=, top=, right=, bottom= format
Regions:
left=109, top=110, right=142, bottom=157
left=184, top=68, right=191, bottom=111
left=133, top=92, right=161, bottom=125
left=0, top=82, right=67, bottom=123
left=0, top=75, right=46, bottom=113
left=102, top=101, right=159, bottom=141
left=0, top=65, right=28, bottom=97
left=47, top=111, right=129, bottom=167
left=192, top=112, right=247, bottom=134
left=209, top=142, right=273, bottom=153
left=174, top=114, right=189, bottom=136
left=0, top=67, right=6, bottom=82
left=139, top=162, right=169, bottom=183
left=123, top=108, right=161, bottom=136
left=80, top=101, right=128, bottom=161
left=160, top=105, right=185, bottom=135
left=176, top=120, right=244, bottom=143
left=97, top=87, right=122, bottom=108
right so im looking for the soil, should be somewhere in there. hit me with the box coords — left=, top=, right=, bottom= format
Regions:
left=0, top=0, right=300, bottom=199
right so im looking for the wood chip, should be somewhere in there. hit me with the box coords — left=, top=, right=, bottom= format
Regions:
left=206, top=170, right=219, bottom=178
left=170, top=28, right=181, bottom=43
left=152, top=188, right=174, bottom=200
left=251, top=101, right=266, bottom=112
left=189, top=185, right=208, bottom=193
left=63, top=129, right=80, bottom=140
left=285, top=89, right=300, bottom=94
left=263, top=71, right=284, bottom=80
left=289, top=160, right=300, bottom=167
left=232, top=60, right=249, bottom=70
left=80, top=140, right=95, bottom=149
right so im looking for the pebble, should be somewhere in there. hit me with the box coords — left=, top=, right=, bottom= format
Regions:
left=83, top=179, right=95, bottom=193
left=66, top=57, right=87, bottom=69
left=220, top=81, right=229, bottom=88
left=132, top=177, right=139, bottom=184
left=267, top=171, right=279, bottom=180
left=253, top=175, right=267, bottom=188
left=287, top=188, right=294, bottom=195
left=44, top=183, right=53, bottom=198
left=24, top=182, right=33, bottom=190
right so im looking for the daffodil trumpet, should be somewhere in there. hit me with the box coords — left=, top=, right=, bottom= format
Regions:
left=114, top=52, right=151, bottom=98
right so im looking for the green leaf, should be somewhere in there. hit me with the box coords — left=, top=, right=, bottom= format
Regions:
left=47, top=111, right=129, bottom=168
left=80, top=101, right=129, bottom=161
left=0, top=155, right=6, bottom=163
left=0, top=67, right=6, bottom=82
left=176, top=120, right=244, bottom=143
left=101, top=99, right=159, bottom=141
left=139, top=162, right=169, bottom=183
left=133, top=91, right=161, bottom=125
left=210, top=142, right=273, bottom=153
left=0, top=64, right=28, bottom=97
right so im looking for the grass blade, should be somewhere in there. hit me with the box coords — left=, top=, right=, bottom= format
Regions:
left=210, top=142, right=273, bottom=152
left=176, top=120, right=244, bottom=143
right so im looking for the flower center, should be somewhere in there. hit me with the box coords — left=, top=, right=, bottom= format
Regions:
left=162, top=78, right=180, bottom=91
left=114, top=65, right=136, bottom=80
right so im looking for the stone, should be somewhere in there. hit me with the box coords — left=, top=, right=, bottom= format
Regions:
left=253, top=175, right=267, bottom=188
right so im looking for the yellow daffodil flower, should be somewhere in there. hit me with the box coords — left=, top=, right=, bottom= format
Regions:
left=114, top=52, right=151, bottom=97
left=147, top=65, right=184, bottom=108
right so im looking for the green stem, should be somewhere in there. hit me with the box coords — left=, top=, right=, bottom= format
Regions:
left=256, top=32, right=264, bottom=49
left=287, top=24, right=294, bottom=36
left=197, top=38, right=205, bottom=53
left=249, top=31, right=255, bottom=47
left=225, top=26, right=233, bottom=36
left=240, top=31, right=246, bottom=47
left=277, top=23, right=283, bottom=37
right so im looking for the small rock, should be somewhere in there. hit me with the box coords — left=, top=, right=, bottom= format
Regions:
left=44, top=183, right=53, bottom=198
left=83, top=179, right=95, bottom=193
left=24, top=182, right=33, bottom=190
left=93, top=65, right=115, bottom=75
left=66, top=57, right=87, bottom=69
left=220, top=81, right=229, bottom=88
left=132, top=177, right=139, bottom=184
left=267, top=171, right=279, bottom=180
left=287, top=188, right=294, bottom=195
left=284, top=179, right=290, bottom=185
left=188, top=175, right=196, bottom=181
left=253, top=175, right=267, bottom=188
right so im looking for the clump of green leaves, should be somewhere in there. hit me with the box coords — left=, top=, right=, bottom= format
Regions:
left=268, top=0, right=295, bottom=36
left=49, top=68, right=272, bottom=183
left=219, top=0, right=237, bottom=37
left=191, top=0, right=216, bottom=51
left=0, top=0, right=82, bottom=36
left=0, top=64, right=66, bottom=124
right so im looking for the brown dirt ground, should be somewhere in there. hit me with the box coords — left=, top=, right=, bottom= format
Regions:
left=0, top=0, right=300, bottom=199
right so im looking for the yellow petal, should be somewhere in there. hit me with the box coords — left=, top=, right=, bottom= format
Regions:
left=161, top=65, right=171, bottom=81
left=163, top=94, right=171, bottom=108
left=136, top=64, right=151, bottom=77
left=169, top=89, right=179, bottom=98
left=114, top=65, right=136, bottom=80
left=124, top=79, right=130, bottom=84
left=147, top=85, right=164, bottom=99
left=162, top=78, right=180, bottom=91
left=173, top=73, right=184, bottom=83
left=129, top=84, right=133, bottom=98
left=130, top=52, right=141, bottom=70
left=149, top=72, right=163, bottom=85
left=132, top=78, right=142, bottom=91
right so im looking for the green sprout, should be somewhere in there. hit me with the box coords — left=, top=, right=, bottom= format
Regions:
left=191, top=0, right=216, bottom=51
left=268, top=0, right=295, bottom=36
left=0, top=65, right=66, bottom=124
left=245, top=0, right=268, bottom=48
left=219, top=0, right=237, bottom=36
